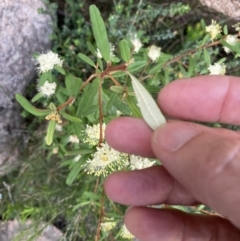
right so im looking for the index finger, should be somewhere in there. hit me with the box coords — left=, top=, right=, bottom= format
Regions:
left=159, top=75, right=240, bottom=125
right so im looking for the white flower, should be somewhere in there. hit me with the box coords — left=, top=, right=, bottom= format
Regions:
left=38, top=81, right=57, bottom=97
left=83, top=123, right=106, bottom=146
left=208, top=63, right=226, bottom=75
left=68, top=135, right=79, bottom=144
left=130, top=35, right=143, bottom=53
left=205, top=20, right=222, bottom=40
left=34, top=50, right=63, bottom=73
left=52, top=147, right=59, bottom=154
left=223, top=35, right=238, bottom=53
left=148, top=45, right=161, bottom=62
left=55, top=124, right=63, bottom=132
left=100, top=218, right=117, bottom=232
left=96, top=49, right=102, bottom=58
left=119, top=224, right=134, bottom=240
left=83, top=143, right=128, bottom=176
left=130, top=155, right=155, bottom=170
left=96, top=44, right=115, bottom=59
left=116, top=110, right=122, bottom=116
left=73, top=155, right=81, bottom=162
left=233, top=22, right=240, bottom=32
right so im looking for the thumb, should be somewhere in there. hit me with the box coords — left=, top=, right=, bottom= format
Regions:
left=151, top=121, right=240, bottom=228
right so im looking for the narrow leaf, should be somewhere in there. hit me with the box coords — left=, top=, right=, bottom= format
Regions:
left=15, top=94, right=51, bottom=116
left=203, top=49, right=211, bottom=65
left=89, top=5, right=110, bottom=62
left=66, top=155, right=88, bottom=185
left=223, top=25, right=228, bottom=35
left=78, top=53, right=96, bottom=67
left=129, top=74, right=166, bottom=130
left=119, top=39, right=131, bottom=62
left=31, top=92, right=44, bottom=103
left=128, top=61, right=146, bottom=72
left=54, top=65, right=66, bottom=75
left=60, top=112, right=82, bottom=123
left=76, top=78, right=100, bottom=118
left=125, top=96, right=142, bottom=118
left=65, top=74, right=82, bottom=97
left=46, top=120, right=56, bottom=146
left=81, top=105, right=99, bottom=117
left=65, top=149, right=95, bottom=156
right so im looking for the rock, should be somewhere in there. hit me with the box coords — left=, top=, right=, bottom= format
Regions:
left=0, top=220, right=63, bottom=241
left=199, top=0, right=240, bottom=19
left=0, top=0, right=53, bottom=175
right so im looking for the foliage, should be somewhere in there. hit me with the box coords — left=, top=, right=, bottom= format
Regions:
left=1, top=1, right=240, bottom=241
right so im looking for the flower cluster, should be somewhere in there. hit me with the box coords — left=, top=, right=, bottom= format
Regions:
left=100, top=218, right=117, bottom=232
left=119, top=224, right=134, bottom=240
left=129, top=155, right=155, bottom=170
left=233, top=22, right=240, bottom=32
left=34, top=50, right=63, bottom=73
left=223, top=35, right=238, bottom=54
left=208, top=63, right=226, bottom=75
left=83, top=123, right=106, bottom=146
left=83, top=143, right=128, bottom=176
left=38, top=81, right=57, bottom=97
left=130, top=34, right=143, bottom=53
left=45, top=111, right=62, bottom=124
left=68, top=135, right=79, bottom=144
left=96, top=44, right=115, bottom=58
left=148, top=45, right=161, bottom=61
left=205, top=20, right=222, bottom=40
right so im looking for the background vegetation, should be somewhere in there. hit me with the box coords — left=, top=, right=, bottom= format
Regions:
left=1, top=1, right=239, bottom=241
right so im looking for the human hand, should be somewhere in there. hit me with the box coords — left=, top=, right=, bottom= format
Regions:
left=104, top=76, right=240, bottom=241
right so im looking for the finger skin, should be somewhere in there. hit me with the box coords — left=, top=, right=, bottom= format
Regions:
left=125, top=207, right=240, bottom=241
left=104, top=166, right=196, bottom=206
left=105, top=117, right=155, bottom=157
left=159, top=76, right=240, bottom=124
left=152, top=121, right=240, bottom=228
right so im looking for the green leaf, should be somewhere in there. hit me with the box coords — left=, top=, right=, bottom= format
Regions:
left=78, top=53, right=96, bottom=67
left=129, top=74, right=166, bottom=129
left=188, top=56, right=194, bottom=77
left=111, top=71, right=127, bottom=78
left=15, top=94, right=51, bottom=116
left=89, top=5, right=110, bottom=62
left=60, top=111, right=82, bottom=123
left=81, top=105, right=99, bottom=117
left=119, top=39, right=131, bottom=62
left=66, top=155, right=88, bottom=185
left=200, top=19, right=206, bottom=30
left=87, top=41, right=96, bottom=55
left=49, top=103, right=57, bottom=111
left=125, top=96, right=142, bottom=118
left=72, top=201, right=92, bottom=211
left=203, top=49, right=211, bottom=65
left=76, top=78, right=100, bottom=118
left=65, top=148, right=95, bottom=156
left=110, top=85, right=124, bottom=94
left=223, top=25, right=228, bottom=35
left=54, top=65, right=66, bottom=75
left=31, top=92, right=44, bottom=103
left=65, top=74, right=82, bottom=97
left=105, top=92, right=117, bottom=112
left=39, top=72, right=52, bottom=86
left=46, top=120, right=56, bottom=146
left=221, top=40, right=240, bottom=54
left=128, top=61, right=146, bottom=72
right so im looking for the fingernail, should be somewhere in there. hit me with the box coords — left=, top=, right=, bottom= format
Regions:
left=153, top=122, right=201, bottom=152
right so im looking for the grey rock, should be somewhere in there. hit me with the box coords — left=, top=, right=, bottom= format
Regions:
left=199, top=0, right=240, bottom=19
left=0, top=0, right=53, bottom=175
